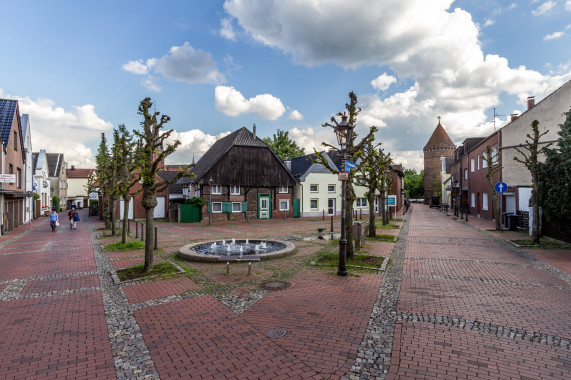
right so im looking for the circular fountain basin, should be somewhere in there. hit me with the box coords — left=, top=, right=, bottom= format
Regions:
left=178, top=239, right=296, bottom=262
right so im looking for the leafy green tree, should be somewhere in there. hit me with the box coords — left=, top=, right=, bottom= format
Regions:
left=135, top=98, right=193, bottom=272
left=314, top=92, right=377, bottom=259
left=538, top=108, right=571, bottom=222
left=94, top=133, right=112, bottom=229
left=513, top=120, right=553, bottom=243
left=263, top=129, right=305, bottom=160
left=404, top=169, right=424, bottom=199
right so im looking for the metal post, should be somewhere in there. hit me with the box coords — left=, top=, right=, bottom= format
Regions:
left=359, top=208, right=362, bottom=219
left=338, top=154, right=348, bottom=277
left=323, top=209, right=325, bottom=220
left=135, top=221, right=138, bottom=238
left=465, top=209, right=468, bottom=222
left=330, top=215, right=334, bottom=232
left=499, top=194, right=503, bottom=233
left=154, top=227, right=158, bottom=250
left=141, top=222, right=144, bottom=241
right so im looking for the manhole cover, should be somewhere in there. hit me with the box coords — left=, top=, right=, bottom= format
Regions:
left=261, top=280, right=291, bottom=290
left=268, top=328, right=287, bottom=339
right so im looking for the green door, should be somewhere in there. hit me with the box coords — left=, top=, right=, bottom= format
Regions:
left=180, top=204, right=201, bottom=223
left=293, top=198, right=300, bottom=218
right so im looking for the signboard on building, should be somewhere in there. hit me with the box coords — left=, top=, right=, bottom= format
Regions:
left=0, top=174, right=16, bottom=183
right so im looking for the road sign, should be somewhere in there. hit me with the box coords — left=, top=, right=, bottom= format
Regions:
left=345, top=160, right=357, bottom=171
left=338, top=172, right=349, bottom=181
left=384, top=195, right=397, bottom=206
left=494, top=182, right=507, bottom=193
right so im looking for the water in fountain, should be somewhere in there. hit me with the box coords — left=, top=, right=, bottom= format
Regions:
left=192, top=239, right=286, bottom=256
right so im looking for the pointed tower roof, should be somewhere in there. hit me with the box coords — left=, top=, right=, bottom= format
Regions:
left=424, top=117, right=455, bottom=150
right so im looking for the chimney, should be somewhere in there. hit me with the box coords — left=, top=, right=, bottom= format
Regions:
left=71, top=165, right=75, bottom=170
left=527, top=96, right=535, bottom=110
left=510, top=113, right=519, bottom=122
left=252, top=124, right=257, bottom=139
left=284, top=160, right=291, bottom=170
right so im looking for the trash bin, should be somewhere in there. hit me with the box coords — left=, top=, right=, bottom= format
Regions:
left=502, top=212, right=510, bottom=228
left=507, top=214, right=520, bottom=231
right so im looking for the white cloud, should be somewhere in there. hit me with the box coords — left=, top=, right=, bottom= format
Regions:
left=0, top=89, right=112, bottom=167
left=566, top=0, right=571, bottom=11
left=165, top=129, right=231, bottom=164
left=532, top=1, right=556, bottom=16
left=482, top=19, right=495, bottom=28
left=224, top=0, right=566, bottom=157
left=220, top=18, right=236, bottom=40
left=214, top=86, right=286, bottom=120
left=288, top=109, right=303, bottom=120
left=371, top=73, right=397, bottom=91
left=543, top=31, right=564, bottom=40
left=122, top=42, right=225, bottom=90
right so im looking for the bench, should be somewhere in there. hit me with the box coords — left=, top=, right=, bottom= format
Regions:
left=218, top=255, right=261, bottom=276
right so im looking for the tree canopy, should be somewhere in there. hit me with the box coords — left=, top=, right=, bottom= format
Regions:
left=263, top=129, right=305, bottom=160
left=404, top=169, right=424, bottom=199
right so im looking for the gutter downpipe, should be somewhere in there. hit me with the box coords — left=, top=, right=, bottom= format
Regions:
left=1, top=146, right=5, bottom=235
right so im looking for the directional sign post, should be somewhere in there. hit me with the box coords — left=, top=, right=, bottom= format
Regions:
left=495, top=182, right=507, bottom=233
left=345, top=160, right=357, bottom=172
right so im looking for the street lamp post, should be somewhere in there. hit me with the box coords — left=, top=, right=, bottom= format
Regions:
left=331, top=113, right=353, bottom=277
left=208, top=176, right=213, bottom=225
left=385, top=168, right=391, bottom=224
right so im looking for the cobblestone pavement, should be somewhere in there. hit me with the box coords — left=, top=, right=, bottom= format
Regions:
left=385, top=205, right=571, bottom=380
left=1, top=206, right=569, bottom=379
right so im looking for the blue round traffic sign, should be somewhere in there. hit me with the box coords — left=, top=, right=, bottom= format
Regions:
left=494, top=182, right=507, bottom=193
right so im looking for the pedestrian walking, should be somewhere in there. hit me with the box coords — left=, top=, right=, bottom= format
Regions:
left=68, top=205, right=80, bottom=229
left=49, top=208, right=59, bottom=232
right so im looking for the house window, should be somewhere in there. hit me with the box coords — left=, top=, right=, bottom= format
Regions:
left=310, top=199, right=319, bottom=209
left=464, top=169, right=468, bottom=180
left=482, top=193, right=488, bottom=210
left=356, top=198, right=367, bottom=207
left=492, top=146, right=499, bottom=165
left=9, top=164, right=13, bottom=174
left=470, top=158, right=475, bottom=172
left=356, top=176, right=366, bottom=185
left=279, top=200, right=289, bottom=211
left=212, top=185, right=222, bottom=194
left=278, top=186, right=288, bottom=193
left=212, top=202, right=222, bottom=213
left=230, top=185, right=240, bottom=195
left=310, top=184, right=318, bottom=192
left=477, top=155, right=480, bottom=170
left=17, top=168, right=22, bottom=189
left=471, top=193, right=475, bottom=208
left=232, top=202, right=242, bottom=212
left=482, top=155, right=488, bottom=169
left=328, top=184, right=336, bottom=192
left=14, top=131, right=17, bottom=151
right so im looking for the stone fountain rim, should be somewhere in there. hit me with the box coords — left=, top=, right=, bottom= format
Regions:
left=178, top=239, right=296, bottom=263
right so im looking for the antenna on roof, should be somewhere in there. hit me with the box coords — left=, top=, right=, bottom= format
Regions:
left=437, top=116, right=441, bottom=124
left=493, top=107, right=505, bottom=132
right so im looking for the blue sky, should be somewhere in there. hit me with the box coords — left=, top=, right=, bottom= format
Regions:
left=1, top=0, right=570, bottom=171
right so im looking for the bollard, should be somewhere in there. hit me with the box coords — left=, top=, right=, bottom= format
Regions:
left=323, top=210, right=325, bottom=220
left=465, top=209, right=468, bottom=222
left=135, top=221, right=138, bottom=238
left=330, top=215, right=334, bottom=232
left=141, top=223, right=144, bottom=241
left=154, top=227, right=158, bottom=250
left=359, top=208, right=362, bottom=219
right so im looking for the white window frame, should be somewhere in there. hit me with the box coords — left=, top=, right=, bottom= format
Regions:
left=310, top=198, right=319, bottom=210
left=471, top=193, right=475, bottom=208
left=212, top=202, right=222, bottom=213
left=482, top=155, right=488, bottom=169
left=310, top=184, right=318, bottom=192
left=278, top=186, right=288, bottom=193
left=328, top=184, right=336, bottom=193
left=279, top=200, right=289, bottom=211
left=230, top=185, right=240, bottom=195
left=477, top=155, right=480, bottom=170
left=470, top=158, right=475, bottom=172
left=212, top=185, right=222, bottom=195
left=232, top=202, right=242, bottom=212
left=356, top=198, right=367, bottom=207
left=492, top=146, right=499, bottom=165
left=464, top=169, right=468, bottom=180
left=482, top=193, right=488, bottom=211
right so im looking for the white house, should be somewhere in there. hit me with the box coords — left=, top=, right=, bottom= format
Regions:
left=21, top=114, right=34, bottom=223
left=288, top=152, right=370, bottom=217
left=32, top=150, right=51, bottom=215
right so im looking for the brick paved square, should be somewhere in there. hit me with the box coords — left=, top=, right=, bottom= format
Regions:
left=124, top=276, right=201, bottom=304
left=22, top=274, right=100, bottom=295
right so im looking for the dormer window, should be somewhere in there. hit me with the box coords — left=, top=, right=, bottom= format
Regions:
left=14, top=131, right=17, bottom=151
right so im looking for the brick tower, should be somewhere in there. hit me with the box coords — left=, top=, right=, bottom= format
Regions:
left=423, top=117, right=455, bottom=203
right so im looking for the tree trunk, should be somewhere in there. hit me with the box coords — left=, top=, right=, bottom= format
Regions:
left=121, top=195, right=130, bottom=244
left=368, top=193, right=376, bottom=237
left=345, top=184, right=355, bottom=259
left=530, top=172, right=540, bottom=244
left=110, top=198, right=117, bottom=236
left=143, top=206, right=155, bottom=272
left=491, top=192, right=501, bottom=230
left=380, top=193, right=387, bottom=226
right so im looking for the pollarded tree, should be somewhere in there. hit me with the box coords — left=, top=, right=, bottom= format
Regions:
left=483, top=145, right=502, bottom=230
left=538, top=108, right=571, bottom=222
left=134, top=98, right=194, bottom=272
left=513, top=120, right=553, bottom=243
left=263, top=129, right=306, bottom=160
left=314, top=92, right=377, bottom=258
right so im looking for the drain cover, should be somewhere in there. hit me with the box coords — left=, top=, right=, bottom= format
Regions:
left=261, top=280, right=291, bottom=290
left=268, top=328, right=287, bottom=339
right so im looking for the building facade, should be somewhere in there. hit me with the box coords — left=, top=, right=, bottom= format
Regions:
left=423, top=118, right=456, bottom=203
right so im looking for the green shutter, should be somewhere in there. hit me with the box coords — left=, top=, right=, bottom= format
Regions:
left=222, top=202, right=232, bottom=213
left=242, top=201, right=247, bottom=212
left=206, top=202, right=210, bottom=213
